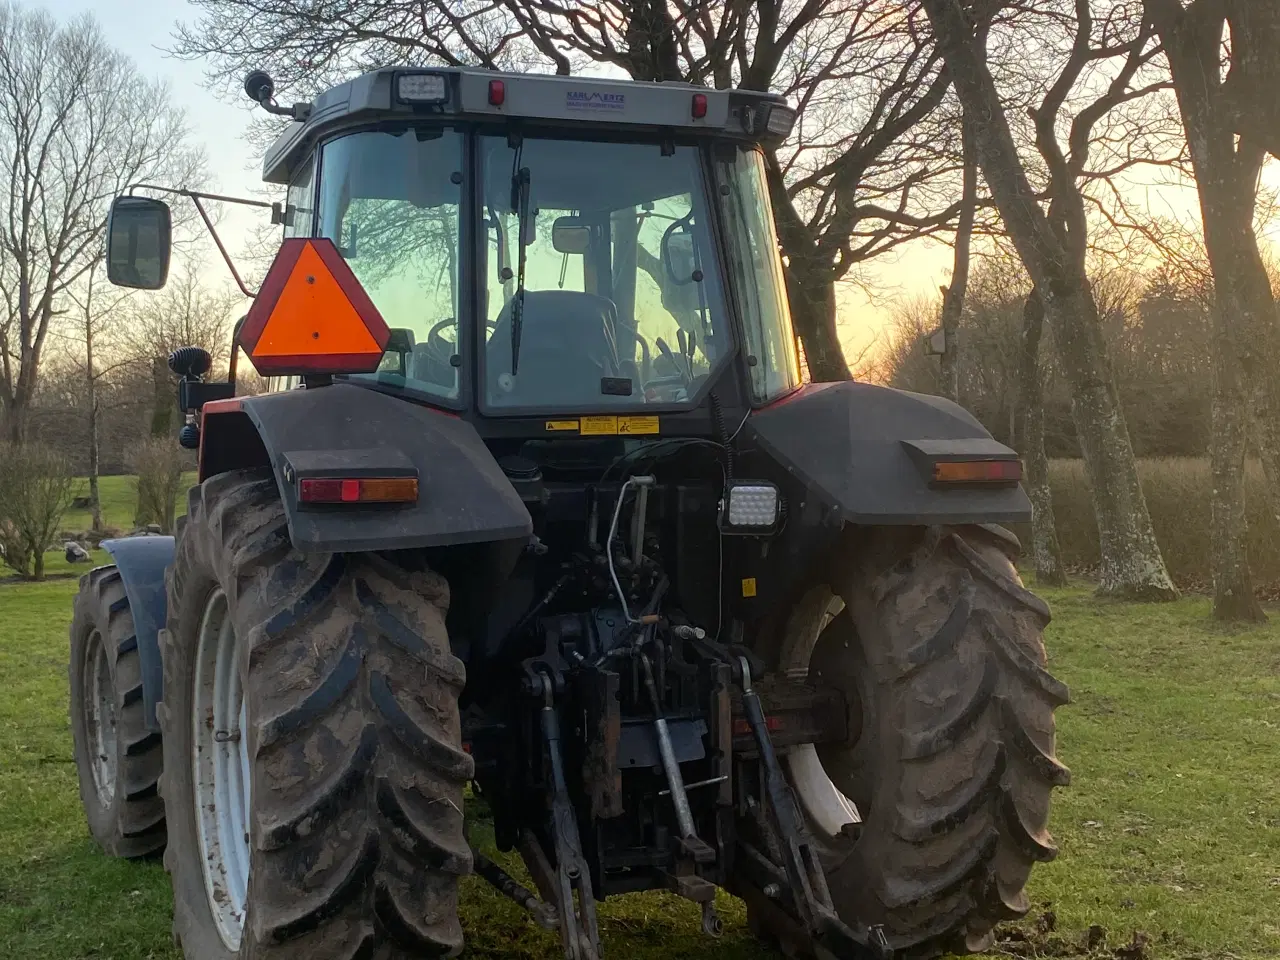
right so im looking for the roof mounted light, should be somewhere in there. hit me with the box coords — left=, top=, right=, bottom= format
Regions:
left=488, top=79, right=506, bottom=107
left=765, top=104, right=797, bottom=137
left=396, top=72, right=449, bottom=103
left=691, top=93, right=708, bottom=119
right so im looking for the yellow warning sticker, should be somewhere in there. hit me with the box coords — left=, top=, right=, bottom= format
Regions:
left=580, top=416, right=619, bottom=436
left=741, top=577, right=758, bottom=598
left=618, top=416, right=660, bottom=435
left=545, top=420, right=580, bottom=432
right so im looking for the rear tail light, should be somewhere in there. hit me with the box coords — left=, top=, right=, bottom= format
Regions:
left=733, top=715, right=783, bottom=736
left=488, top=79, right=506, bottom=106
left=932, top=459, right=1023, bottom=485
left=299, top=477, right=419, bottom=504
left=691, top=93, right=708, bottom=119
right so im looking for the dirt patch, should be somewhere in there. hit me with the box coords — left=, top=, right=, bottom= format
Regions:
left=997, top=913, right=1157, bottom=960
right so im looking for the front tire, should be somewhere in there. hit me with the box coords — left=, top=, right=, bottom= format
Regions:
left=158, top=470, right=473, bottom=959
left=751, top=526, right=1069, bottom=957
left=69, top=566, right=167, bottom=858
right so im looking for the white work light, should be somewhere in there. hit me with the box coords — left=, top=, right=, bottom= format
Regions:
left=396, top=73, right=449, bottom=103
left=720, top=481, right=782, bottom=534
left=765, top=105, right=797, bottom=137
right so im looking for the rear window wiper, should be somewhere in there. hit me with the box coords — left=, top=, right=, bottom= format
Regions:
left=509, top=141, right=531, bottom=376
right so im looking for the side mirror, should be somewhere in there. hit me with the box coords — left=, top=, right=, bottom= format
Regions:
left=552, top=217, right=590, bottom=255
left=106, top=196, right=172, bottom=289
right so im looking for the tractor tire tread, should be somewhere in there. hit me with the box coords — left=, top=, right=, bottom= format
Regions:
left=69, top=565, right=166, bottom=859
left=828, top=525, right=1068, bottom=956
left=159, top=468, right=471, bottom=960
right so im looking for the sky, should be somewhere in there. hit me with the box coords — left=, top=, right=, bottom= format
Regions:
left=37, top=0, right=1280, bottom=373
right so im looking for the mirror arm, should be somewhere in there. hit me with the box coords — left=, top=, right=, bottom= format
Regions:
left=188, top=194, right=258, bottom=299
left=127, top=183, right=278, bottom=299
left=128, top=183, right=276, bottom=212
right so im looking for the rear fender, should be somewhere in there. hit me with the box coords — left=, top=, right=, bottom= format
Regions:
left=201, top=383, right=533, bottom=553
left=748, top=382, right=1031, bottom=525
left=101, top=536, right=175, bottom=733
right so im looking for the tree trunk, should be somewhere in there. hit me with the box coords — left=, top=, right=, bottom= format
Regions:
left=150, top=356, right=173, bottom=438
left=1209, top=344, right=1265, bottom=620
left=938, top=117, right=977, bottom=402
left=3, top=401, right=28, bottom=444
left=784, top=257, right=850, bottom=382
left=1150, top=0, right=1273, bottom=618
left=84, top=270, right=103, bottom=534
left=1250, top=384, right=1280, bottom=532
left=764, top=151, right=850, bottom=382
left=922, top=0, right=1177, bottom=601
left=1018, top=290, right=1067, bottom=587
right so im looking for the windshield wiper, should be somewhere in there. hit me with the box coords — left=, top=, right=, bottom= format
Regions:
left=510, top=148, right=532, bottom=376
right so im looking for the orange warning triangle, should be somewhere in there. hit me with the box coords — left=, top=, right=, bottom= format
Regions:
left=240, top=238, right=390, bottom=375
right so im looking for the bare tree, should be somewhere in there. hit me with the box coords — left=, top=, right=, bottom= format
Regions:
left=116, top=266, right=238, bottom=438
left=0, top=4, right=204, bottom=442
left=920, top=0, right=1178, bottom=600
left=176, top=0, right=972, bottom=382
left=1017, top=288, right=1068, bottom=585
left=1142, top=0, right=1271, bottom=620
left=937, top=117, right=978, bottom=401
left=60, top=256, right=137, bottom=533
left=0, top=440, right=73, bottom=580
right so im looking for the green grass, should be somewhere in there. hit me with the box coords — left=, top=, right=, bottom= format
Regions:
left=0, top=579, right=1277, bottom=959
left=61, top=474, right=197, bottom=537
left=2, top=475, right=197, bottom=584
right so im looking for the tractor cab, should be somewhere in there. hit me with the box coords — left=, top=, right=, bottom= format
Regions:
left=261, top=69, right=800, bottom=421
left=111, top=68, right=801, bottom=428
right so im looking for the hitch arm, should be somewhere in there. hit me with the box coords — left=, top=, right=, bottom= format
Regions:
left=736, top=658, right=892, bottom=960
left=537, top=674, right=601, bottom=960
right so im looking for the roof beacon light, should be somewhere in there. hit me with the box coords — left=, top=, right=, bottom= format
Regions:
left=691, top=93, right=708, bottom=119
left=396, top=73, right=448, bottom=103
left=239, top=237, right=390, bottom=376
left=489, top=79, right=506, bottom=107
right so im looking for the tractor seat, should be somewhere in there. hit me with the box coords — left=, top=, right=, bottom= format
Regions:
left=487, top=290, right=621, bottom=405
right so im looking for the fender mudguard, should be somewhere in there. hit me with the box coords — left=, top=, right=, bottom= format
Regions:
left=747, top=382, right=1032, bottom=525
left=226, top=383, right=533, bottom=553
left=101, top=535, right=175, bottom=733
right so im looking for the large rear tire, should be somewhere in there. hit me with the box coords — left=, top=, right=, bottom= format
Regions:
left=157, top=469, right=473, bottom=959
left=750, top=526, right=1069, bottom=958
left=69, top=566, right=167, bottom=858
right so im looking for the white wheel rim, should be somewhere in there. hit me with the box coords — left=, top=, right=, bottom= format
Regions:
left=84, top=630, right=117, bottom=804
left=778, top=588, right=862, bottom=838
left=193, top=588, right=251, bottom=950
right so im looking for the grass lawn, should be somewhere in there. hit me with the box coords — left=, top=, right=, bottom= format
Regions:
left=61, top=474, right=198, bottom=537
left=2, top=475, right=197, bottom=584
left=0, top=579, right=1276, bottom=959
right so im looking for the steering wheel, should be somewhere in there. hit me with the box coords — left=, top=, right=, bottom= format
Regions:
left=422, top=318, right=458, bottom=368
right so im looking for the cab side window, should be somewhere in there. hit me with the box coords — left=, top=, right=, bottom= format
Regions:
left=284, top=155, right=315, bottom=238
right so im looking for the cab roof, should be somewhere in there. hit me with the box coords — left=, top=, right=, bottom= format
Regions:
left=262, top=66, right=791, bottom=185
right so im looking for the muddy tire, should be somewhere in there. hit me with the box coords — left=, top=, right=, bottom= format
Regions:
left=69, top=566, right=167, bottom=858
left=157, top=469, right=472, bottom=959
left=751, top=526, right=1069, bottom=957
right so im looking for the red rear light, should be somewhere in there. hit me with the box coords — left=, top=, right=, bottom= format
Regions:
left=691, top=93, right=708, bottom=119
left=932, top=459, right=1023, bottom=484
left=489, top=79, right=506, bottom=106
left=733, top=715, right=783, bottom=736
left=299, top=477, right=419, bottom=504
